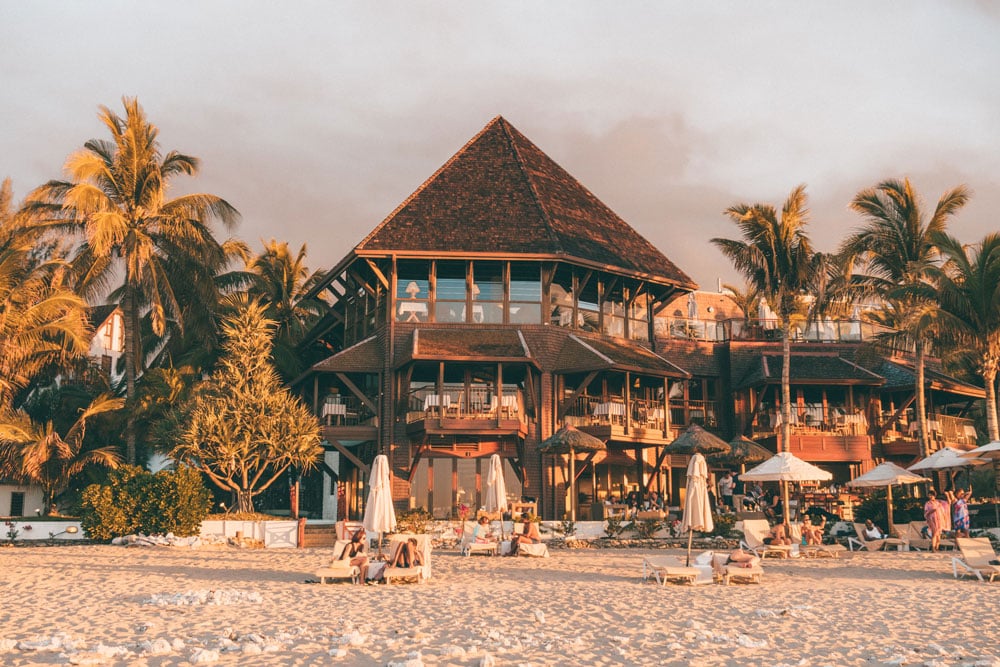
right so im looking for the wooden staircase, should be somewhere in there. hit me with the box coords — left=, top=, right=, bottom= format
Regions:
left=301, top=522, right=339, bottom=548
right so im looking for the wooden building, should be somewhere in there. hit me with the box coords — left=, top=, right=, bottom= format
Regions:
left=295, top=117, right=984, bottom=520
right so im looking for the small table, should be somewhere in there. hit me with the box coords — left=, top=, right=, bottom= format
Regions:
left=398, top=301, right=428, bottom=322
left=322, top=401, right=347, bottom=425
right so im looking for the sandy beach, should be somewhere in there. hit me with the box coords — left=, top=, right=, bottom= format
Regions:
left=1, top=544, right=997, bottom=666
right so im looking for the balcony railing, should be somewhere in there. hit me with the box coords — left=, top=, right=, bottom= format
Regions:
left=656, top=316, right=895, bottom=344
left=562, top=396, right=716, bottom=432
left=405, top=385, right=523, bottom=424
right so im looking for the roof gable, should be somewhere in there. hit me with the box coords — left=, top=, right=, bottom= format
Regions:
left=357, top=117, right=695, bottom=288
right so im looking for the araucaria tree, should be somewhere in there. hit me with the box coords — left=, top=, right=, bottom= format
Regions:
left=713, top=185, right=817, bottom=452
left=26, top=98, right=240, bottom=465
left=172, top=298, right=322, bottom=514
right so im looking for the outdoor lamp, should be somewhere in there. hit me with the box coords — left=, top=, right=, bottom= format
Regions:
left=48, top=525, right=79, bottom=539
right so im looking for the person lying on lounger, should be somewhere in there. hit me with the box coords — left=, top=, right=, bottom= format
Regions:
left=725, top=548, right=760, bottom=568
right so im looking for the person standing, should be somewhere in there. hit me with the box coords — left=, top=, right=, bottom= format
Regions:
left=718, top=471, right=735, bottom=510
left=947, top=488, right=971, bottom=538
left=923, top=490, right=950, bottom=551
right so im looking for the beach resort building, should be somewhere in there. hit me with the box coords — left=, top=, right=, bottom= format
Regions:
left=294, top=117, right=983, bottom=521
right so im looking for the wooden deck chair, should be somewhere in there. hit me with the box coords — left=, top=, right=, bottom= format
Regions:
left=740, top=519, right=793, bottom=559
left=952, top=537, right=1000, bottom=582
left=383, top=534, right=432, bottom=584
left=315, top=539, right=362, bottom=584
left=460, top=522, right=498, bottom=557
left=641, top=555, right=702, bottom=585
left=707, top=552, right=764, bottom=585
left=848, top=523, right=908, bottom=552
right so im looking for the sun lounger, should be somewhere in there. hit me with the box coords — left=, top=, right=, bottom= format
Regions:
left=641, top=556, right=704, bottom=585
left=848, top=522, right=908, bottom=552
left=383, top=534, right=433, bottom=584
left=952, top=537, right=1000, bottom=582
left=705, top=552, right=764, bottom=585
left=894, top=521, right=956, bottom=551
left=460, top=523, right=498, bottom=557
left=740, top=519, right=793, bottom=559
left=315, top=540, right=362, bottom=584
left=510, top=523, right=549, bottom=557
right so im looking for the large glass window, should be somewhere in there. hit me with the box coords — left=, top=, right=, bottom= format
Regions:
left=602, top=281, right=625, bottom=337
left=629, top=293, right=650, bottom=341
left=509, top=262, right=541, bottom=324
left=550, top=265, right=574, bottom=327
left=436, top=260, right=466, bottom=323
left=396, top=259, right=430, bottom=323
left=472, top=261, right=503, bottom=324
left=578, top=275, right=599, bottom=333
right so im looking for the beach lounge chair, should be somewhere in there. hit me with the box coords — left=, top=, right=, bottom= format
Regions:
left=382, top=534, right=432, bottom=584
left=848, top=523, right=908, bottom=552
left=510, top=522, right=549, bottom=557
left=706, top=552, right=764, bottom=585
left=740, top=519, right=793, bottom=559
left=952, top=537, right=1000, bottom=582
left=315, top=540, right=362, bottom=584
left=460, top=522, right=498, bottom=557
left=789, top=522, right=846, bottom=558
left=641, top=555, right=704, bottom=585
left=894, top=521, right=955, bottom=551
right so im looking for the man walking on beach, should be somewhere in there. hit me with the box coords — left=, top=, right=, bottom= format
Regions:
left=718, top=471, right=734, bottom=510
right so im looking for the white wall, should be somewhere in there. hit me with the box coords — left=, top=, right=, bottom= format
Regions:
left=0, top=483, right=45, bottom=517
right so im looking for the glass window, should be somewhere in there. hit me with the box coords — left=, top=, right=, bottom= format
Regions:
left=510, top=262, right=541, bottom=324
left=435, top=260, right=466, bottom=323
left=396, top=259, right=430, bottom=323
left=629, top=292, right=650, bottom=341
left=472, top=261, right=502, bottom=324
left=550, top=265, right=574, bottom=327
left=578, top=275, right=599, bottom=333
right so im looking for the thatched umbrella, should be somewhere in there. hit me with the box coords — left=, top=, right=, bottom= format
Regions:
left=708, top=435, right=773, bottom=473
left=539, top=426, right=607, bottom=521
left=664, top=424, right=731, bottom=456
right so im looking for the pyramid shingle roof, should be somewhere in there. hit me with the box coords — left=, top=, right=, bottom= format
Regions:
left=356, top=117, right=695, bottom=288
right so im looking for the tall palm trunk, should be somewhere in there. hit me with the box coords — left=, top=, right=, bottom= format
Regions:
left=780, top=316, right=792, bottom=454
left=123, top=291, right=138, bottom=465
left=983, top=363, right=998, bottom=442
left=915, top=343, right=930, bottom=458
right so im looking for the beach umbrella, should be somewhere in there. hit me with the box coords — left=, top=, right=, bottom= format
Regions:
left=362, top=454, right=396, bottom=557
left=664, top=424, right=731, bottom=456
left=539, top=425, right=606, bottom=521
left=484, top=454, right=509, bottom=538
left=908, top=446, right=987, bottom=488
left=961, top=441, right=1000, bottom=526
left=846, top=462, right=930, bottom=526
left=741, top=451, right=832, bottom=527
left=680, top=452, right=713, bottom=566
left=708, top=435, right=772, bottom=473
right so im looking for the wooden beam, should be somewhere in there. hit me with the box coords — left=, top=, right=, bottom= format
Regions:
left=336, top=372, right=377, bottom=413
left=326, top=437, right=370, bottom=474
left=365, top=258, right=390, bottom=290
left=574, top=451, right=598, bottom=483
left=319, top=460, right=339, bottom=482
left=557, top=370, right=599, bottom=419
left=408, top=441, right=429, bottom=482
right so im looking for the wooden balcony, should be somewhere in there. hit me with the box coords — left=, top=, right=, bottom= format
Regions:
left=782, top=432, right=872, bottom=462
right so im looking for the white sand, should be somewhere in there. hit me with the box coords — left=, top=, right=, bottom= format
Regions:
left=1, top=544, right=998, bottom=666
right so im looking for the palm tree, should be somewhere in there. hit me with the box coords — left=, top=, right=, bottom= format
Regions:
left=842, top=178, right=969, bottom=457
left=0, top=394, right=123, bottom=513
left=0, top=178, right=91, bottom=411
left=25, top=98, right=240, bottom=464
left=713, top=185, right=817, bottom=452
left=246, top=240, right=327, bottom=380
left=721, top=282, right=760, bottom=320
left=931, top=232, right=1000, bottom=441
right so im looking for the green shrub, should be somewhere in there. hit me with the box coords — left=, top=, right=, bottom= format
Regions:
left=635, top=518, right=663, bottom=539
left=80, top=465, right=212, bottom=541
left=711, top=512, right=737, bottom=537
left=396, top=507, right=433, bottom=534
left=605, top=516, right=627, bottom=538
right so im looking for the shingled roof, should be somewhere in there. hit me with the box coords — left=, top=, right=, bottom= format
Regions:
left=552, top=334, right=689, bottom=376
left=735, top=354, right=884, bottom=390
left=394, top=328, right=535, bottom=367
left=877, top=359, right=984, bottom=397
left=310, top=336, right=383, bottom=373
left=356, top=117, right=696, bottom=289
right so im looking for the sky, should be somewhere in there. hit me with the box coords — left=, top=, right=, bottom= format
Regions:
left=3, top=1, right=999, bottom=291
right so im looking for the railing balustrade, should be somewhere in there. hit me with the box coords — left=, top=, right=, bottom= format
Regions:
left=656, top=316, right=894, bottom=344
left=405, top=385, right=523, bottom=423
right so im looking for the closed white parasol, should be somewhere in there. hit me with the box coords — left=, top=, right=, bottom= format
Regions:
left=484, top=454, right=509, bottom=538
left=680, top=452, right=713, bottom=566
left=363, top=454, right=396, bottom=557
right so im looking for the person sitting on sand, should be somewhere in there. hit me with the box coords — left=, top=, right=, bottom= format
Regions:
left=762, top=522, right=792, bottom=545
left=507, top=513, right=541, bottom=556
left=862, top=519, right=886, bottom=540
left=802, top=514, right=826, bottom=545
left=473, top=515, right=493, bottom=543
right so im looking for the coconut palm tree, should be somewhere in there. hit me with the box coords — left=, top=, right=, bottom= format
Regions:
left=246, top=240, right=327, bottom=380
left=931, top=232, right=1000, bottom=441
left=841, top=178, right=969, bottom=457
left=0, top=394, right=123, bottom=513
left=0, top=178, right=91, bottom=411
left=25, top=98, right=240, bottom=464
left=713, top=185, right=817, bottom=451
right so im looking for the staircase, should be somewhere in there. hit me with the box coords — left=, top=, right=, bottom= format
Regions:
left=301, top=522, right=339, bottom=548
